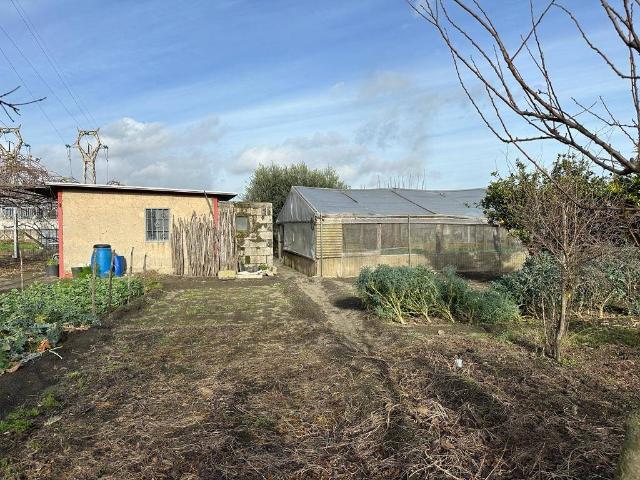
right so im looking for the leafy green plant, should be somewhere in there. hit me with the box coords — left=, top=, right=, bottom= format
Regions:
left=494, top=252, right=562, bottom=319
left=496, top=248, right=640, bottom=319
left=576, top=246, right=640, bottom=316
left=0, top=277, right=145, bottom=365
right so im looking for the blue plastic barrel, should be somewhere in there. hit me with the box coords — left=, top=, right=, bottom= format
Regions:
left=113, top=255, right=126, bottom=277
left=90, top=244, right=112, bottom=278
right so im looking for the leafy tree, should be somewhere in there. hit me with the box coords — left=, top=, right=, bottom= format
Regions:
left=481, top=155, right=619, bottom=245
left=243, top=162, right=348, bottom=219
left=483, top=155, right=632, bottom=360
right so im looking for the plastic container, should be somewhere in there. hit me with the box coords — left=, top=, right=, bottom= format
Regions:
left=90, top=244, right=112, bottom=278
left=113, top=255, right=126, bottom=277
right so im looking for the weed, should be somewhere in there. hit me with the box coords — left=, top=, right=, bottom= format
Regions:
left=0, top=406, right=39, bottom=434
left=252, top=415, right=277, bottom=431
left=40, top=391, right=60, bottom=409
left=0, top=458, right=16, bottom=479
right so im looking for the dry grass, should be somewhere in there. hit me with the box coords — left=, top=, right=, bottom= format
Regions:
left=0, top=272, right=638, bottom=479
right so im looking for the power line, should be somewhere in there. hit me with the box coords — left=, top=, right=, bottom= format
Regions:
left=10, top=0, right=98, bottom=129
left=0, top=21, right=82, bottom=128
left=0, top=43, right=66, bottom=144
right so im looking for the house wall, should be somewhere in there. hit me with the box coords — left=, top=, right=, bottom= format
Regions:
left=232, top=202, right=273, bottom=270
left=59, top=190, right=217, bottom=276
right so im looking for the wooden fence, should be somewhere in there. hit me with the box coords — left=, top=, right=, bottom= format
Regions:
left=170, top=207, right=236, bottom=276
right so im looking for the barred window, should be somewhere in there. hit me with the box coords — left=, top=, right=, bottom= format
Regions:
left=40, top=229, right=58, bottom=246
left=145, top=208, right=170, bottom=241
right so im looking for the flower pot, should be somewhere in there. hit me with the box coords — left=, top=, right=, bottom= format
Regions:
left=46, top=264, right=59, bottom=277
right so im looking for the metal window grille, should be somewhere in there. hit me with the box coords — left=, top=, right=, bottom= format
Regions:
left=39, top=228, right=58, bottom=247
left=1, top=207, right=14, bottom=219
left=145, top=208, right=170, bottom=241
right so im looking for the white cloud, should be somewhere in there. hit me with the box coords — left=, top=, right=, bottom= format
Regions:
left=39, top=116, right=227, bottom=189
left=231, top=132, right=376, bottom=182
left=34, top=68, right=484, bottom=193
left=226, top=69, right=471, bottom=190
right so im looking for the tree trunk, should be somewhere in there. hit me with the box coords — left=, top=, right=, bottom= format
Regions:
left=553, top=284, right=570, bottom=361
left=617, top=411, right=640, bottom=480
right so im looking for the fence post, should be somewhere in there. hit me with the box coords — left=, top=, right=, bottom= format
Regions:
left=128, top=247, right=134, bottom=301
left=408, top=215, right=412, bottom=267
left=91, top=247, right=97, bottom=316
left=108, top=250, right=114, bottom=310
left=12, top=209, right=19, bottom=259
left=19, top=247, right=23, bottom=290
left=319, top=213, right=323, bottom=277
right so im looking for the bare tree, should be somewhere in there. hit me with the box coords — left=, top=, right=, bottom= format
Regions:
left=410, top=0, right=640, bottom=178
left=0, top=130, right=59, bottom=249
left=0, top=86, right=45, bottom=122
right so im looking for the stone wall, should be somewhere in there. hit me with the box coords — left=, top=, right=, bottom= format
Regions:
left=231, top=202, right=273, bottom=271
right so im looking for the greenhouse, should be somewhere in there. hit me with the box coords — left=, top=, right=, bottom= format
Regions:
left=276, top=186, right=526, bottom=278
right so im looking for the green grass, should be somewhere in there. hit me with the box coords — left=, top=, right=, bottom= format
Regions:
left=0, top=406, right=39, bottom=434
left=0, top=458, right=16, bottom=479
left=492, top=316, right=640, bottom=353
left=0, top=241, right=40, bottom=252
left=569, top=321, right=640, bottom=349
left=0, top=391, right=61, bottom=434
left=40, top=391, right=60, bottom=409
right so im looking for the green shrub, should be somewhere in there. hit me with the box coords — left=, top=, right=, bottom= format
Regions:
left=435, top=266, right=474, bottom=321
left=357, top=265, right=518, bottom=324
left=0, top=277, right=145, bottom=364
left=469, top=289, right=521, bottom=324
left=494, top=252, right=562, bottom=319
left=577, top=246, right=640, bottom=316
left=358, top=265, right=421, bottom=322
left=496, top=248, right=640, bottom=319
left=404, top=266, right=451, bottom=321
left=437, top=267, right=519, bottom=324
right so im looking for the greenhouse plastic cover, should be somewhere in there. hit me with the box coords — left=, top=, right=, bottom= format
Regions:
left=277, top=186, right=486, bottom=223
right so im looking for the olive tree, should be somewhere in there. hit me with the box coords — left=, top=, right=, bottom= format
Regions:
left=243, top=162, right=347, bottom=220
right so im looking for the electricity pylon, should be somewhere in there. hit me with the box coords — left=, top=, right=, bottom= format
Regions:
left=0, top=126, right=23, bottom=163
left=75, top=128, right=102, bottom=184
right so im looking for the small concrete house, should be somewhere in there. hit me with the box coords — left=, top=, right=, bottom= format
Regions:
left=276, top=186, right=526, bottom=278
left=32, top=183, right=272, bottom=277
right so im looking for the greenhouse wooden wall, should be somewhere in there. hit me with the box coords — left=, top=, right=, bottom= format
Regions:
left=308, top=216, right=526, bottom=278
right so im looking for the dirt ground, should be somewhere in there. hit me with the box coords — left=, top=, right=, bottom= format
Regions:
left=1, top=267, right=638, bottom=479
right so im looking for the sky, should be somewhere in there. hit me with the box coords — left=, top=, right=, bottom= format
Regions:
left=0, top=0, right=634, bottom=195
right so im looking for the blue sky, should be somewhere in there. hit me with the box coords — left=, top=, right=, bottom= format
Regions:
left=0, top=0, right=633, bottom=194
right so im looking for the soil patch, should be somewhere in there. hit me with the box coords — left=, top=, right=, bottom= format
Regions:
left=0, top=267, right=638, bottom=479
